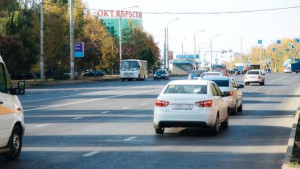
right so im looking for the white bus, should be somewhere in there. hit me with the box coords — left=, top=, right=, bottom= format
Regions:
left=120, top=59, right=148, bottom=81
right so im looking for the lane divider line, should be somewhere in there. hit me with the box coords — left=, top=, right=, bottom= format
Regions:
left=82, top=151, right=99, bottom=157
left=124, top=137, right=137, bottom=141
left=122, top=107, right=130, bottom=110
left=36, top=124, right=50, bottom=128
left=73, top=117, right=83, bottom=120
left=101, top=111, right=109, bottom=114
left=24, top=89, right=159, bottom=112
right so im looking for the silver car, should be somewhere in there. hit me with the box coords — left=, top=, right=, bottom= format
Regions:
left=202, top=76, right=244, bottom=115
left=244, top=70, right=265, bottom=86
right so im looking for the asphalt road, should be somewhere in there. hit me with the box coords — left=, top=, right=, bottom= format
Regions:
left=1, top=73, right=300, bottom=169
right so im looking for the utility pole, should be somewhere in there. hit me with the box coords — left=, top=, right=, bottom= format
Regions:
left=69, top=0, right=74, bottom=79
left=163, top=28, right=167, bottom=69
left=167, top=27, right=169, bottom=70
left=240, top=37, right=243, bottom=64
left=40, top=0, right=44, bottom=81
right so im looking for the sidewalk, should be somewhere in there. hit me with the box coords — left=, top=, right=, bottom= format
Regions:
left=12, top=75, right=120, bottom=88
left=12, top=73, right=188, bottom=88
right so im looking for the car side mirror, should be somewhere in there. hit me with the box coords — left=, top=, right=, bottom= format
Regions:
left=222, top=91, right=230, bottom=97
left=17, top=80, right=25, bottom=95
left=238, top=84, right=244, bottom=88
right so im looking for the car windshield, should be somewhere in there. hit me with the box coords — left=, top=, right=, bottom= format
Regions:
left=164, top=85, right=207, bottom=94
left=247, top=71, right=259, bottom=75
left=210, top=80, right=229, bottom=87
left=155, top=69, right=165, bottom=73
left=122, top=61, right=139, bottom=71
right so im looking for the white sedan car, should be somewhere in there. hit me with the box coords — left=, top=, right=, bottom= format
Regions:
left=153, top=80, right=229, bottom=135
left=244, top=69, right=265, bottom=85
left=202, top=76, right=244, bottom=115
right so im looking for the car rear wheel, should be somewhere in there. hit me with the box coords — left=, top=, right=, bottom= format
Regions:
left=221, top=111, right=229, bottom=129
left=155, top=127, right=164, bottom=135
left=211, top=115, right=219, bottom=135
left=230, top=103, right=238, bottom=115
left=5, top=125, right=22, bottom=160
left=238, top=102, right=243, bottom=112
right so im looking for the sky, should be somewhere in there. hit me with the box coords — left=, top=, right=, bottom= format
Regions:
left=83, top=0, right=300, bottom=62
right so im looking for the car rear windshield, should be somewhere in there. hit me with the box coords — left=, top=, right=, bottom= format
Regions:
left=210, top=80, right=229, bottom=87
left=247, top=71, right=259, bottom=75
left=156, top=69, right=165, bottom=73
left=164, top=85, right=207, bottom=94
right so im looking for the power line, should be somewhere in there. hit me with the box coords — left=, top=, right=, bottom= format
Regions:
left=143, top=5, right=300, bottom=15
left=41, top=2, right=300, bottom=15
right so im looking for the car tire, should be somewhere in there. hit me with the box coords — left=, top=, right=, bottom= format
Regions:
left=230, top=104, right=238, bottom=115
left=238, top=102, right=243, bottom=112
left=5, top=125, right=22, bottom=160
left=154, top=78, right=156, bottom=80
left=121, top=79, right=125, bottom=81
left=211, top=115, right=219, bottom=135
left=221, top=111, right=229, bottom=129
left=155, top=127, right=164, bottom=135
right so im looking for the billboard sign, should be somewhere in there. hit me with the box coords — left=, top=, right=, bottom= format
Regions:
left=176, top=54, right=199, bottom=59
left=74, top=42, right=84, bottom=58
left=97, top=10, right=142, bottom=19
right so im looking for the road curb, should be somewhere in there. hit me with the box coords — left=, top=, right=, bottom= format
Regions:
left=282, top=111, right=299, bottom=169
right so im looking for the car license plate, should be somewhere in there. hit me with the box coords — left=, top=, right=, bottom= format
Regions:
left=172, top=104, right=193, bottom=110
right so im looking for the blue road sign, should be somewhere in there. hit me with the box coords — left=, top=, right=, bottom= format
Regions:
left=74, top=42, right=84, bottom=58
left=258, top=40, right=262, bottom=44
left=296, top=38, right=300, bottom=43
left=277, top=40, right=281, bottom=44
left=272, top=48, right=276, bottom=52
left=286, top=48, right=290, bottom=52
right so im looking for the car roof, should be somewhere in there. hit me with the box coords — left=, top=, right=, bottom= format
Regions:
left=168, top=80, right=210, bottom=85
left=190, top=70, right=205, bottom=73
left=203, top=72, right=222, bottom=74
left=202, top=76, right=232, bottom=80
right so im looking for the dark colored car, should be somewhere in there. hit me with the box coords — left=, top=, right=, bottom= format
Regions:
left=188, top=70, right=206, bottom=80
left=82, top=70, right=104, bottom=77
left=229, top=68, right=242, bottom=75
left=154, top=69, right=169, bottom=80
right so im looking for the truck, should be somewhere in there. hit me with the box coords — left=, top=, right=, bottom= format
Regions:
left=291, top=61, right=300, bottom=73
left=249, top=64, right=260, bottom=70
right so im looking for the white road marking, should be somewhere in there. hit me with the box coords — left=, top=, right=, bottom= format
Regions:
left=101, top=111, right=109, bottom=114
left=82, top=151, right=99, bottom=157
left=122, top=107, right=130, bottom=110
left=73, top=117, right=83, bottom=120
left=36, top=124, right=50, bottom=128
left=24, top=89, right=159, bottom=112
left=140, top=103, right=147, bottom=106
left=124, top=137, right=137, bottom=141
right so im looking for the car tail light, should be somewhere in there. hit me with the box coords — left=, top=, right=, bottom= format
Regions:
left=225, top=91, right=234, bottom=96
left=195, top=100, right=213, bottom=107
left=155, top=99, right=169, bottom=107
left=258, top=75, right=261, bottom=79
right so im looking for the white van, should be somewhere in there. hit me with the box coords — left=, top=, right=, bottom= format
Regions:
left=0, top=55, right=25, bottom=160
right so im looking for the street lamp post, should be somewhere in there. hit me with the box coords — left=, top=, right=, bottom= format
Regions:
left=181, top=37, right=186, bottom=54
left=210, top=34, right=220, bottom=70
left=119, top=5, right=138, bottom=70
left=194, top=30, right=205, bottom=63
left=164, top=18, right=179, bottom=70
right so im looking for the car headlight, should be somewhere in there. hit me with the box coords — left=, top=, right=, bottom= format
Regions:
left=154, top=74, right=157, bottom=76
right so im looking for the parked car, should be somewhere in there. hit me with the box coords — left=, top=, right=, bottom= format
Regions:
left=0, top=55, right=25, bottom=160
left=200, top=72, right=223, bottom=78
left=188, top=70, right=206, bottom=80
left=244, top=69, right=265, bottom=85
left=284, top=67, right=292, bottom=73
left=154, top=69, right=169, bottom=80
left=202, top=76, right=244, bottom=115
left=229, top=68, right=242, bottom=75
left=153, top=80, right=229, bottom=135
left=82, top=70, right=104, bottom=77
